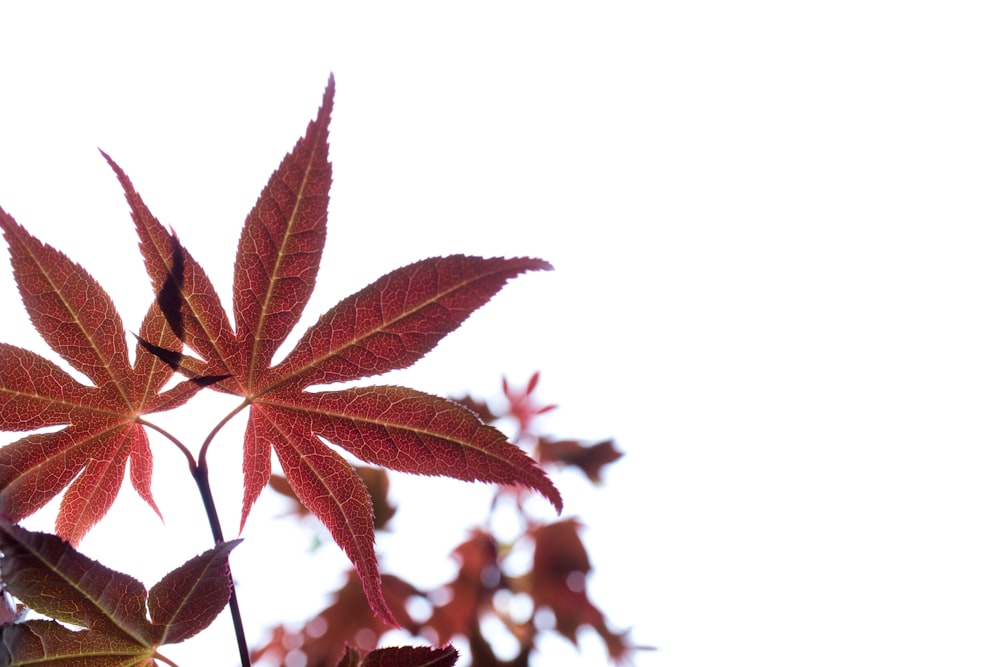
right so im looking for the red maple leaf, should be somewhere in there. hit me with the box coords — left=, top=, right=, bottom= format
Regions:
left=427, top=529, right=503, bottom=643
left=103, top=74, right=562, bottom=624
left=529, top=519, right=634, bottom=663
left=536, top=437, right=623, bottom=484
left=502, top=372, right=557, bottom=435
left=0, top=211, right=204, bottom=545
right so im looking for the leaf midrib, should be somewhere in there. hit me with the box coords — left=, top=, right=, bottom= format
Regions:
left=247, top=132, right=323, bottom=390
left=252, top=267, right=502, bottom=400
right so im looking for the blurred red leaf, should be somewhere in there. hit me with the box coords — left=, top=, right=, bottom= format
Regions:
left=502, top=372, right=557, bottom=435
left=427, top=529, right=502, bottom=643
left=253, top=571, right=422, bottom=666
left=337, top=645, right=363, bottom=667
left=270, top=467, right=397, bottom=531
left=269, top=473, right=312, bottom=519
left=536, top=438, right=623, bottom=484
left=448, top=394, right=501, bottom=424
left=357, top=467, right=397, bottom=531
left=529, top=519, right=634, bottom=663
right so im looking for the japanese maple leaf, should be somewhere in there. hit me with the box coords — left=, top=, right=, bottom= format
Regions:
left=105, top=73, right=562, bottom=624
left=0, top=210, right=202, bottom=546
left=529, top=519, right=635, bottom=663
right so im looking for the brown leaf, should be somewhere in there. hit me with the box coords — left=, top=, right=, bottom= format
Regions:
left=253, top=571, right=422, bottom=666
left=427, top=530, right=502, bottom=643
left=0, top=620, right=152, bottom=666
left=536, top=438, right=623, bottom=483
left=529, top=519, right=634, bottom=662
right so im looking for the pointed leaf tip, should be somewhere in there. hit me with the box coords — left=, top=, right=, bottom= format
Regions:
left=324, top=72, right=336, bottom=106
left=232, top=68, right=335, bottom=381
left=149, top=539, right=241, bottom=644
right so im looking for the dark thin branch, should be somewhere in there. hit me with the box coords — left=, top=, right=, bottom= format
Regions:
left=191, top=459, right=251, bottom=667
left=186, top=401, right=254, bottom=667
left=136, top=418, right=196, bottom=470
left=139, top=418, right=250, bottom=666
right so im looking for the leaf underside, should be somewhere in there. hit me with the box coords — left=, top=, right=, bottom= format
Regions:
left=0, top=72, right=561, bottom=627
left=0, top=208, right=204, bottom=545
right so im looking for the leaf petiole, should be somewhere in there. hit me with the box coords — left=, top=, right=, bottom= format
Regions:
left=154, top=651, right=182, bottom=667
left=139, top=413, right=253, bottom=667
left=190, top=461, right=251, bottom=667
left=136, top=418, right=196, bottom=471
left=190, top=400, right=253, bottom=667
left=198, top=398, right=252, bottom=469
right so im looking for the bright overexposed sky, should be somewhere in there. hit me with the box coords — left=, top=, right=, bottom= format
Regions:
left=2, top=3, right=1000, bottom=666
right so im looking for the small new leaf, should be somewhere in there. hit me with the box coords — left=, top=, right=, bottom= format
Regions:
left=536, top=437, right=624, bottom=484
left=530, top=519, right=634, bottom=661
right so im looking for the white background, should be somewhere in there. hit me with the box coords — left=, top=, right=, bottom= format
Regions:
left=2, top=2, right=1000, bottom=666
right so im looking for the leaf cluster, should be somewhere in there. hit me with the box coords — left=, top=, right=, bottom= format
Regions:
left=0, top=75, right=631, bottom=666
